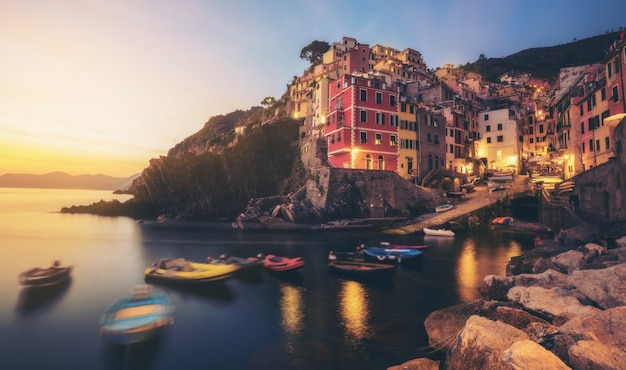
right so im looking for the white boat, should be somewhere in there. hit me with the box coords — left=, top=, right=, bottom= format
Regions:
left=423, top=227, right=455, bottom=237
left=435, top=203, right=453, bottom=213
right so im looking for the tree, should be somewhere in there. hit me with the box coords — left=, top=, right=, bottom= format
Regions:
left=261, top=97, right=276, bottom=107
left=300, top=40, right=330, bottom=65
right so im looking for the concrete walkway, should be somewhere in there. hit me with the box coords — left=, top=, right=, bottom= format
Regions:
left=385, top=175, right=533, bottom=235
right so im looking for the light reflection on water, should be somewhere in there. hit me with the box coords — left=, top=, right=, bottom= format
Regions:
left=338, top=280, right=371, bottom=345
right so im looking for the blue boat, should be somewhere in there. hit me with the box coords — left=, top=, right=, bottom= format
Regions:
left=99, top=285, right=174, bottom=345
left=362, top=247, right=423, bottom=264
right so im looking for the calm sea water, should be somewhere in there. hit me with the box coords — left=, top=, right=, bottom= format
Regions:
left=0, top=188, right=535, bottom=370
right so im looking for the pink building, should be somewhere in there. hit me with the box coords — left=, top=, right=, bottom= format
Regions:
left=325, top=74, right=399, bottom=170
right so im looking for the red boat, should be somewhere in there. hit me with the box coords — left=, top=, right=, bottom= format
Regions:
left=262, top=254, right=304, bottom=272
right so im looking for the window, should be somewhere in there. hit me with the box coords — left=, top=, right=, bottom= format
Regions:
left=375, top=133, right=382, bottom=145
left=497, top=136, right=503, bottom=142
left=581, top=121, right=585, bottom=134
left=582, top=142, right=585, bottom=153
left=530, top=138, right=534, bottom=143
left=529, top=126, right=534, bottom=135
left=390, top=114, right=398, bottom=126
left=390, top=95, right=396, bottom=106
left=613, top=86, right=619, bottom=102
left=401, top=103, right=407, bottom=112
left=378, top=156, right=384, bottom=170
left=337, top=131, right=341, bottom=142
left=360, top=89, right=367, bottom=101
left=486, top=125, right=491, bottom=132
left=381, top=114, right=385, bottom=125
left=365, top=154, right=372, bottom=170
left=409, top=105, right=414, bottom=114
left=375, top=92, right=382, bottom=104
left=390, top=135, right=397, bottom=147
left=587, top=99, right=592, bottom=112
left=596, top=140, right=600, bottom=152
left=434, top=135, right=439, bottom=144
left=484, top=114, right=489, bottom=120
left=606, top=136, right=611, bottom=150
left=427, top=133, right=432, bottom=142
left=497, top=123, right=503, bottom=131
left=486, top=137, right=492, bottom=144
left=588, top=118, right=595, bottom=131
left=360, top=110, right=367, bottom=122
left=539, top=125, right=544, bottom=133
left=376, top=112, right=381, bottom=124
left=360, top=132, right=367, bottom=144
left=589, top=139, right=594, bottom=152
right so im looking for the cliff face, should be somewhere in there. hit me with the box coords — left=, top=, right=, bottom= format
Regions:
left=129, top=118, right=302, bottom=220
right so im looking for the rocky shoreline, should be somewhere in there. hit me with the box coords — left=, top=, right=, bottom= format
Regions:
left=389, top=227, right=626, bottom=370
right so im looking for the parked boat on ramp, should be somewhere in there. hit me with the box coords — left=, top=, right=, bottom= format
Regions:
left=435, top=203, right=454, bottom=213
left=422, top=227, right=455, bottom=237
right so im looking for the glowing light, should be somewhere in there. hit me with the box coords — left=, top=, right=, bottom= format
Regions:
left=279, top=284, right=303, bottom=335
left=456, top=239, right=478, bottom=302
left=338, top=280, right=371, bottom=343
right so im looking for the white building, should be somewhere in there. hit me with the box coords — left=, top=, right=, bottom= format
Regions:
left=476, top=106, right=522, bottom=173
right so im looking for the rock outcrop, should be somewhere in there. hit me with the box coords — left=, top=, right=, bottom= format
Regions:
left=390, top=240, right=626, bottom=370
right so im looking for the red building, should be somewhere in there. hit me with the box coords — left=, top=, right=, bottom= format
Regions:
left=325, top=73, right=399, bottom=170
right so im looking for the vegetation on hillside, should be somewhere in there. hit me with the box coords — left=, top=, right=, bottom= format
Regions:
left=461, top=31, right=622, bottom=81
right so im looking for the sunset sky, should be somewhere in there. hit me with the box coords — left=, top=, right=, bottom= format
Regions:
left=2, top=0, right=625, bottom=177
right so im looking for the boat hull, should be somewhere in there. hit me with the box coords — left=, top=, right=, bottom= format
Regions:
left=100, top=286, right=174, bottom=345
left=144, top=260, right=239, bottom=284
left=362, top=247, right=423, bottom=264
left=435, top=204, right=453, bottom=213
left=18, top=266, right=72, bottom=288
left=329, top=261, right=395, bottom=279
left=263, top=255, right=305, bottom=272
left=423, top=227, right=455, bottom=237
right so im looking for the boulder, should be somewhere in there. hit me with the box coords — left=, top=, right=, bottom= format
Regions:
left=387, top=357, right=439, bottom=370
left=482, top=269, right=570, bottom=301
left=567, top=264, right=626, bottom=309
left=568, top=340, right=626, bottom=370
left=507, top=286, right=599, bottom=321
left=501, top=340, right=571, bottom=370
left=558, top=306, right=626, bottom=350
left=549, top=250, right=584, bottom=274
left=444, top=315, right=529, bottom=370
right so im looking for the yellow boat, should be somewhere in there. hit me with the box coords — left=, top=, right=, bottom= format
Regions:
left=144, top=258, right=239, bottom=284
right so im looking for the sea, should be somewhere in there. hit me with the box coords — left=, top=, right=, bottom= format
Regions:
left=0, top=187, right=536, bottom=370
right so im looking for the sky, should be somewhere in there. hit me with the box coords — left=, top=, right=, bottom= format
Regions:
left=2, top=0, right=625, bottom=177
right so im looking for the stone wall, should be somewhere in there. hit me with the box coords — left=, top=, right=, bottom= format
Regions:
left=306, top=167, right=444, bottom=219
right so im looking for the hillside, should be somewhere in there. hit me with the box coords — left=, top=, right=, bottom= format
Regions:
left=462, top=31, right=622, bottom=81
left=0, top=172, right=138, bottom=190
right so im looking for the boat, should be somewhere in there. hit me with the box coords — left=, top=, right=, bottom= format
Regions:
left=207, top=254, right=264, bottom=274
left=422, top=227, right=455, bottom=237
left=492, top=216, right=514, bottom=225
left=378, top=242, right=430, bottom=250
left=460, top=182, right=475, bottom=192
left=362, top=247, right=423, bottom=263
left=144, top=258, right=240, bottom=284
left=262, top=254, right=305, bottom=272
left=328, top=250, right=366, bottom=262
left=328, top=260, right=396, bottom=279
left=99, top=285, right=174, bottom=345
left=446, top=191, right=465, bottom=198
left=18, top=260, right=72, bottom=288
left=435, top=203, right=453, bottom=213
